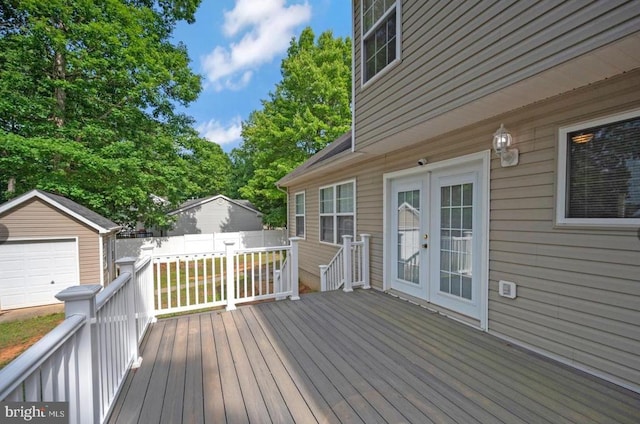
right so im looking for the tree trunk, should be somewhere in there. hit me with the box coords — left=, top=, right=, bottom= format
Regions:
left=7, top=177, right=15, bottom=193
left=53, top=50, right=66, bottom=127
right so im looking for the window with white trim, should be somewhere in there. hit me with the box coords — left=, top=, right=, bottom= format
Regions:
left=557, top=110, right=640, bottom=226
left=295, top=192, right=305, bottom=237
left=320, top=180, right=356, bottom=244
left=362, top=0, right=399, bottom=84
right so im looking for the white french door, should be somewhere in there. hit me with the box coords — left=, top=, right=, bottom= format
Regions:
left=388, top=157, right=487, bottom=320
left=390, top=176, right=428, bottom=299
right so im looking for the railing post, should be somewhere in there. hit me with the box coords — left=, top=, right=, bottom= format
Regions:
left=342, top=235, right=353, bottom=293
left=140, top=243, right=156, bottom=321
left=225, top=241, right=236, bottom=311
left=289, top=237, right=302, bottom=300
left=55, top=284, right=102, bottom=424
left=319, top=265, right=328, bottom=292
left=361, top=234, right=371, bottom=289
left=116, top=257, right=142, bottom=368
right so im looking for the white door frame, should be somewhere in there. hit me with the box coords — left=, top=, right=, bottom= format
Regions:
left=383, top=151, right=490, bottom=330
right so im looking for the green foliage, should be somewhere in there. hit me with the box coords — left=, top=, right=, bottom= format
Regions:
left=0, top=0, right=232, bottom=227
left=235, top=27, right=352, bottom=227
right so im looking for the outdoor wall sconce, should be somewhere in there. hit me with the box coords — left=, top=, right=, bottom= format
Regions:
left=493, top=123, right=519, bottom=167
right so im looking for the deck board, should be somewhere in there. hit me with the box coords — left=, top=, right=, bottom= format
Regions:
left=183, top=316, right=204, bottom=424
left=213, top=311, right=248, bottom=424
left=360, top=291, right=639, bottom=423
left=109, top=289, right=640, bottom=424
left=274, top=299, right=435, bottom=423
left=160, top=316, right=188, bottom=424
left=327, top=291, right=576, bottom=423
left=200, top=313, right=225, bottom=424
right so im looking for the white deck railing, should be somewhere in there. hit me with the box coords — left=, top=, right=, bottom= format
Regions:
left=0, top=237, right=302, bottom=423
left=320, top=234, right=370, bottom=292
left=153, top=239, right=300, bottom=315
left=0, top=253, right=154, bottom=424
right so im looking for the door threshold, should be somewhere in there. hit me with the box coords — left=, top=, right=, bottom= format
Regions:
left=385, top=289, right=481, bottom=330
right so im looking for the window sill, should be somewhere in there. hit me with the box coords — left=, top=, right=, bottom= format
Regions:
left=360, top=57, right=401, bottom=90
left=555, top=217, right=640, bottom=229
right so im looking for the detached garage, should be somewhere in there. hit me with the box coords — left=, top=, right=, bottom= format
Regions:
left=0, top=190, right=121, bottom=310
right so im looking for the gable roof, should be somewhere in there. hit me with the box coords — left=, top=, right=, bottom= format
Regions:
left=277, top=131, right=355, bottom=186
left=169, top=194, right=262, bottom=216
left=0, top=189, right=121, bottom=234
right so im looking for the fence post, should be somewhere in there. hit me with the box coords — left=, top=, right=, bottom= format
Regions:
left=342, top=235, right=353, bottom=293
left=140, top=243, right=153, bottom=258
left=225, top=241, right=236, bottom=311
left=55, top=284, right=102, bottom=424
left=289, top=237, right=302, bottom=300
left=116, top=257, right=142, bottom=368
left=360, top=234, right=371, bottom=289
left=319, top=265, right=328, bottom=292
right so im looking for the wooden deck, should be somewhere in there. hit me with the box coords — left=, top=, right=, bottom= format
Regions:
left=108, top=289, right=640, bottom=423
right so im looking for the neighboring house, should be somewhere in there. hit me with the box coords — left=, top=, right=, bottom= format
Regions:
left=166, top=194, right=263, bottom=236
left=278, top=1, right=640, bottom=393
left=0, top=190, right=120, bottom=310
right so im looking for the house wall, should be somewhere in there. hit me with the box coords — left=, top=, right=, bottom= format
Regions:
left=287, top=69, right=640, bottom=390
left=0, top=198, right=101, bottom=284
left=353, top=0, right=640, bottom=151
left=167, top=200, right=262, bottom=236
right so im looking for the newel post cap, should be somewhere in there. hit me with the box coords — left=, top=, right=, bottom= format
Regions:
left=55, top=284, right=102, bottom=302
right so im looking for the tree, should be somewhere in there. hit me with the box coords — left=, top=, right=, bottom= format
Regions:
left=0, top=0, right=213, bottom=227
left=235, top=27, right=352, bottom=227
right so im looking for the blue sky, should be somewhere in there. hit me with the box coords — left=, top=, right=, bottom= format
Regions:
left=172, top=0, right=352, bottom=152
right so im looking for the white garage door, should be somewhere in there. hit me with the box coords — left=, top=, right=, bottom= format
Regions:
left=0, top=239, right=79, bottom=310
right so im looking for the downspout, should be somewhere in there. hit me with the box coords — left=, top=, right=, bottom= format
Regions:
left=351, top=0, right=356, bottom=152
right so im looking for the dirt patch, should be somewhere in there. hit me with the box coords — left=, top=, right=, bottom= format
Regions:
left=0, top=335, right=42, bottom=368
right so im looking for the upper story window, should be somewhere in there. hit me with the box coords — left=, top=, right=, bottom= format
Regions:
left=295, top=192, right=305, bottom=238
left=557, top=110, right=640, bottom=227
left=320, top=180, right=356, bottom=244
left=362, top=0, right=400, bottom=84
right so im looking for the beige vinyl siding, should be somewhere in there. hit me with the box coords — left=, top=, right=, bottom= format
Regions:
left=0, top=198, right=101, bottom=284
left=354, top=0, right=640, bottom=150
left=488, top=71, right=640, bottom=390
left=286, top=68, right=640, bottom=389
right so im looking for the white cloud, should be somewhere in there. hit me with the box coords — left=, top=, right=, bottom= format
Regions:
left=202, top=0, right=311, bottom=92
left=197, top=117, right=243, bottom=146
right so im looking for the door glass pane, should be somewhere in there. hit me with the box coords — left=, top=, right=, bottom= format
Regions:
left=439, top=182, right=473, bottom=300
left=397, top=189, right=420, bottom=284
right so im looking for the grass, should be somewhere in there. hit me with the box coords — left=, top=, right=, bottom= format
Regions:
left=0, top=312, right=65, bottom=369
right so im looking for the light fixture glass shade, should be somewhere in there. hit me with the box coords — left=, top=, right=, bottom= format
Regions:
left=493, top=124, right=512, bottom=154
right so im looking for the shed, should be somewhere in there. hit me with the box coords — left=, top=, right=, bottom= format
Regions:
left=166, top=194, right=263, bottom=236
left=0, top=190, right=120, bottom=310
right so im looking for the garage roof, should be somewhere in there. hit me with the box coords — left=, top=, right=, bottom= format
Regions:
left=0, top=190, right=121, bottom=234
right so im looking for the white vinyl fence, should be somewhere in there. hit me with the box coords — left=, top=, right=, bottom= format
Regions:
left=116, top=229, right=287, bottom=259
